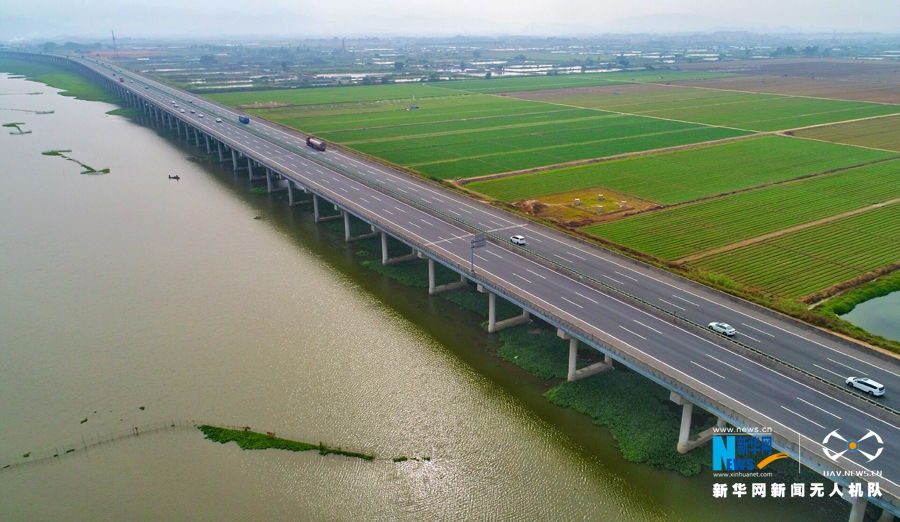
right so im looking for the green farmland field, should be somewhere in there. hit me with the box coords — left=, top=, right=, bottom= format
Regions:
left=581, top=158, right=900, bottom=260
left=469, top=136, right=894, bottom=204
left=216, top=86, right=748, bottom=179
left=694, top=204, right=900, bottom=298
left=442, top=70, right=733, bottom=94
left=531, top=86, right=900, bottom=132
left=207, top=83, right=465, bottom=107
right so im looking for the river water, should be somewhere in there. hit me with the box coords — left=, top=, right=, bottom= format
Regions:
left=0, top=72, right=844, bottom=521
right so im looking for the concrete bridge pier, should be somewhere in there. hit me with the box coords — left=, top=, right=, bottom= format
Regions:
left=167, top=113, right=174, bottom=132
left=671, top=392, right=728, bottom=454
left=380, top=232, right=417, bottom=265
left=343, top=213, right=378, bottom=242
left=204, top=134, right=211, bottom=155
left=878, top=508, right=895, bottom=522
left=557, top=329, right=613, bottom=381
left=217, top=141, right=224, bottom=163
left=476, top=285, right=530, bottom=333
left=312, top=195, right=342, bottom=223
left=427, top=258, right=467, bottom=295
left=231, top=149, right=239, bottom=171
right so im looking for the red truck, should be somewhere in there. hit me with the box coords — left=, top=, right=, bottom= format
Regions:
left=118, top=77, right=124, bottom=83
left=306, top=137, right=326, bottom=151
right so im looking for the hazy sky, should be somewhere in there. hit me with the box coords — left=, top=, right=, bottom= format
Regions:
left=4, top=0, right=899, bottom=40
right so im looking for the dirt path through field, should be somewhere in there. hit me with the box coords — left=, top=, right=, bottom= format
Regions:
left=676, top=197, right=900, bottom=264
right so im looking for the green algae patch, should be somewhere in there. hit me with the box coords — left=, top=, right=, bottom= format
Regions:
left=41, top=149, right=109, bottom=175
left=496, top=324, right=571, bottom=380
left=199, top=426, right=375, bottom=461
left=545, top=372, right=713, bottom=476
left=106, top=107, right=143, bottom=119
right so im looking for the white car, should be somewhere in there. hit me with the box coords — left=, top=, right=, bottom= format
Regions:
left=197, top=113, right=203, bottom=118
left=510, top=235, right=527, bottom=246
left=215, top=118, right=222, bottom=123
left=180, top=109, right=185, bottom=113
left=846, top=377, right=885, bottom=396
left=708, top=322, right=736, bottom=337
left=190, top=109, right=195, bottom=114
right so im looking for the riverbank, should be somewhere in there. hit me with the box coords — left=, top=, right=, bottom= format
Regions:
left=0, top=59, right=118, bottom=103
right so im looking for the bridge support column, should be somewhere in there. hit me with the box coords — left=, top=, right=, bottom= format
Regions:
left=343, top=213, right=378, bottom=242
left=379, top=232, right=417, bottom=265
left=167, top=113, right=173, bottom=132
left=878, top=509, right=895, bottom=522
left=477, top=285, right=530, bottom=333
left=175, top=119, right=182, bottom=139
left=428, top=258, right=467, bottom=295
left=557, top=329, right=613, bottom=381
left=247, top=159, right=254, bottom=180
left=287, top=180, right=295, bottom=206
left=313, top=195, right=342, bottom=223
left=217, top=141, right=224, bottom=163
left=266, top=168, right=273, bottom=193
left=670, top=392, right=726, bottom=453
left=848, top=496, right=867, bottom=522
left=231, top=149, right=238, bottom=171
left=204, top=134, right=211, bottom=155
left=193, top=126, right=200, bottom=147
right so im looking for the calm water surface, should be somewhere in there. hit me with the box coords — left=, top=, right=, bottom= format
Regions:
left=842, top=292, right=900, bottom=343
left=0, top=72, right=843, bottom=521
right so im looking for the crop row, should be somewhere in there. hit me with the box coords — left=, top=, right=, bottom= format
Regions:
left=445, top=70, right=732, bottom=94
left=694, top=204, right=900, bottom=298
left=797, top=114, right=900, bottom=152
left=409, top=126, right=743, bottom=179
left=471, top=136, right=893, bottom=204
left=582, top=157, right=900, bottom=260
left=550, top=87, right=900, bottom=132
left=207, top=83, right=464, bottom=108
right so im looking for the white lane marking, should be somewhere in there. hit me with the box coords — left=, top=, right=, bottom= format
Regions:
left=560, top=296, right=584, bottom=309
left=394, top=207, right=406, bottom=213
left=603, top=275, right=625, bottom=285
left=574, top=291, right=599, bottom=304
left=633, top=320, right=663, bottom=335
left=555, top=254, right=574, bottom=263
left=445, top=209, right=461, bottom=216
left=369, top=195, right=382, bottom=202
left=813, top=364, right=845, bottom=379
left=659, top=298, right=686, bottom=311
left=567, top=252, right=586, bottom=261
left=781, top=406, right=826, bottom=430
left=382, top=209, right=393, bottom=215
left=526, top=269, right=547, bottom=280
left=358, top=197, right=369, bottom=204
left=461, top=209, right=473, bottom=214
left=397, top=188, right=408, bottom=193
left=619, top=325, right=646, bottom=340
left=407, top=221, right=421, bottom=228
left=512, top=273, right=532, bottom=284
left=615, top=271, right=639, bottom=281
left=350, top=186, right=360, bottom=191
left=339, top=188, right=349, bottom=193
left=420, top=218, right=436, bottom=226
left=321, top=178, right=330, bottom=184
left=487, top=250, right=502, bottom=259
left=740, top=322, right=775, bottom=337
left=672, top=294, right=700, bottom=306
left=704, top=353, right=743, bottom=372
left=474, top=253, right=489, bottom=261
left=796, top=397, right=842, bottom=420
left=741, top=333, right=761, bottom=343
left=827, top=358, right=868, bottom=376
left=690, top=361, right=725, bottom=379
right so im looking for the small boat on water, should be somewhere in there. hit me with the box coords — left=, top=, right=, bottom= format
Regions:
left=168, top=175, right=180, bottom=180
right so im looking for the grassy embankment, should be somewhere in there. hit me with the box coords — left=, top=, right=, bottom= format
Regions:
left=0, top=58, right=118, bottom=104
left=818, top=270, right=900, bottom=317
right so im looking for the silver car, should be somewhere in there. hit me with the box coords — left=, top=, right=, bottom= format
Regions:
left=510, top=235, right=527, bottom=246
left=708, top=322, right=736, bottom=337
left=846, top=377, right=885, bottom=396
